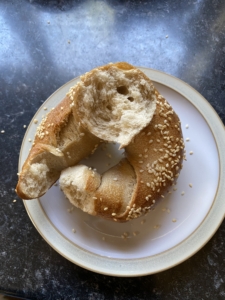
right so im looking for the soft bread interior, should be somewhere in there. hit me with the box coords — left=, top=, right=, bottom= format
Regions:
left=59, top=158, right=136, bottom=219
left=69, top=63, right=157, bottom=148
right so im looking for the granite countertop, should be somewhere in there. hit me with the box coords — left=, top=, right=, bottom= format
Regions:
left=0, top=0, right=225, bottom=299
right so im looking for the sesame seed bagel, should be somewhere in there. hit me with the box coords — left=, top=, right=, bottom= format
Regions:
left=16, top=62, right=157, bottom=200
left=59, top=67, right=184, bottom=222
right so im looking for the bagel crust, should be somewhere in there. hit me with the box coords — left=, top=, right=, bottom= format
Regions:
left=16, top=96, right=100, bottom=199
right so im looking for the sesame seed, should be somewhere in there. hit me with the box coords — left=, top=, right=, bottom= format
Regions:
left=1, top=130, right=5, bottom=133
left=181, top=191, right=185, bottom=195
left=23, top=125, right=26, bottom=128
left=104, top=207, right=108, bottom=211
left=112, top=213, right=116, bottom=216
left=141, top=219, right=146, bottom=225
left=80, top=133, right=85, bottom=137
left=13, top=199, right=17, bottom=203
left=172, top=218, right=177, bottom=222
left=189, top=151, right=194, bottom=155
left=139, top=154, right=142, bottom=157
left=139, top=169, right=144, bottom=173
left=162, top=208, right=166, bottom=212
left=186, top=138, right=190, bottom=142
left=186, top=124, right=189, bottom=129
left=166, top=35, right=168, bottom=38
left=161, top=195, right=165, bottom=198
left=72, top=228, right=76, bottom=233
left=44, top=107, right=47, bottom=110
left=61, top=107, right=64, bottom=110
left=92, top=197, right=97, bottom=200
left=113, top=177, right=118, bottom=181
left=102, top=237, right=105, bottom=241
left=189, top=183, right=193, bottom=188
left=139, top=161, right=143, bottom=164
left=34, top=119, right=38, bottom=124
left=149, top=140, right=153, bottom=144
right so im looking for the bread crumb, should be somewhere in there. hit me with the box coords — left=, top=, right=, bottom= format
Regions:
left=153, top=224, right=160, bottom=229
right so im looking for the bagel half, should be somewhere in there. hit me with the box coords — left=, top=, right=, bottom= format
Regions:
left=60, top=89, right=184, bottom=222
left=16, top=62, right=158, bottom=200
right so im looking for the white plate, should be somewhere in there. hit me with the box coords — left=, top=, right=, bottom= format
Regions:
left=19, top=67, right=225, bottom=276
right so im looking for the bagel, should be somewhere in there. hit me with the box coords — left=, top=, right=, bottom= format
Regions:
left=60, top=87, right=184, bottom=222
left=16, top=62, right=158, bottom=200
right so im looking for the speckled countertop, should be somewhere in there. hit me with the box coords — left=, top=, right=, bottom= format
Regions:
left=0, top=0, right=225, bottom=299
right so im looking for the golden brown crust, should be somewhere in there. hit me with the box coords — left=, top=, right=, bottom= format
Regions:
left=119, top=90, right=184, bottom=221
left=82, top=90, right=184, bottom=222
left=16, top=96, right=100, bottom=199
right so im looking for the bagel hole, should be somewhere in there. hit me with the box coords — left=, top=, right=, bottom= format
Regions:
left=117, top=86, right=128, bottom=95
left=127, top=97, right=134, bottom=102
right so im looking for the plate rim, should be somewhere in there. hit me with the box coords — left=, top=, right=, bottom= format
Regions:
left=20, top=67, right=225, bottom=276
